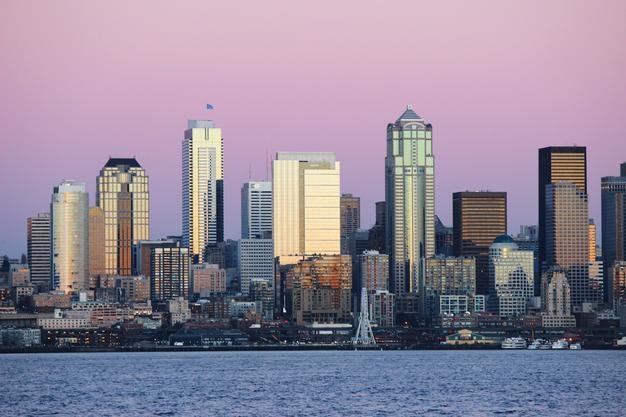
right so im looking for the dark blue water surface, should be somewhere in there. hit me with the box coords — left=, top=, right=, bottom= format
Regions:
left=1, top=350, right=625, bottom=416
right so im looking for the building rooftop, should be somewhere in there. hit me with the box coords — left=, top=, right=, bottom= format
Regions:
left=104, top=157, right=141, bottom=168
left=493, top=235, right=515, bottom=244
left=397, top=105, right=421, bottom=121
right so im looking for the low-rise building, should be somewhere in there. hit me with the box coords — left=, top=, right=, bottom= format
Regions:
left=228, top=300, right=262, bottom=319
left=0, top=328, right=41, bottom=347
left=116, top=275, right=150, bottom=303
left=443, top=328, right=500, bottom=346
left=37, top=309, right=92, bottom=330
left=167, top=297, right=191, bottom=326
left=33, top=292, right=72, bottom=312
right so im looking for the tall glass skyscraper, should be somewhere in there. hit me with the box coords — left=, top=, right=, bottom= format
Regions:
left=272, top=152, right=340, bottom=261
left=182, top=120, right=224, bottom=263
left=453, top=191, right=507, bottom=295
left=601, top=162, right=626, bottom=302
left=385, top=106, right=435, bottom=297
left=538, top=147, right=587, bottom=266
left=96, top=158, right=149, bottom=275
left=545, top=181, right=593, bottom=310
left=51, top=180, right=89, bottom=293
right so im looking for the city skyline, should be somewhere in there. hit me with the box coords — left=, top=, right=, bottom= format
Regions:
left=2, top=1, right=626, bottom=256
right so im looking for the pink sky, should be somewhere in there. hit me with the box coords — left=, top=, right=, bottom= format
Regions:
left=1, top=1, right=625, bottom=256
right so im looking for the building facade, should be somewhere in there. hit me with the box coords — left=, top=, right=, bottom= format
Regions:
left=192, top=263, right=226, bottom=297
left=287, top=255, right=351, bottom=325
left=453, top=191, right=507, bottom=295
left=88, top=207, right=105, bottom=278
left=359, top=250, right=389, bottom=292
left=238, top=239, right=274, bottom=296
left=150, top=242, right=190, bottom=301
left=425, top=256, right=476, bottom=317
left=541, top=269, right=577, bottom=328
left=51, top=181, right=89, bottom=293
left=27, top=212, right=51, bottom=291
left=241, top=181, right=272, bottom=239
left=183, top=120, right=224, bottom=264
left=273, top=152, right=340, bottom=260
left=96, top=158, right=149, bottom=275
left=545, top=182, right=593, bottom=311
left=488, top=236, right=534, bottom=317
left=385, top=106, right=435, bottom=298
left=610, top=261, right=626, bottom=310
left=340, top=193, right=360, bottom=255
left=370, top=290, right=395, bottom=327
left=601, top=162, right=626, bottom=302
left=538, top=147, right=587, bottom=267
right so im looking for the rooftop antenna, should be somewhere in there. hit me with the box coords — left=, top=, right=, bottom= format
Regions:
left=265, top=148, right=269, bottom=181
left=248, top=164, right=252, bottom=180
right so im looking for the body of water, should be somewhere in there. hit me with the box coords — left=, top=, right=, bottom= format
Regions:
left=1, top=350, right=625, bottom=416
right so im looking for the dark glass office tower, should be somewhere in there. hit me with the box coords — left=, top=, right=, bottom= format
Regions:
left=453, top=191, right=507, bottom=295
left=538, top=147, right=587, bottom=267
left=601, top=162, right=626, bottom=302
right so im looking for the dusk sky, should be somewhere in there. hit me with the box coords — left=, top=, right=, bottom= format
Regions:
left=1, top=1, right=625, bottom=256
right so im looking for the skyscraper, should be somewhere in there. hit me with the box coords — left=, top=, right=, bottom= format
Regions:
left=183, top=120, right=224, bottom=263
left=272, top=152, right=340, bottom=261
left=97, top=158, right=149, bottom=275
left=601, top=162, right=626, bottom=302
left=545, top=182, right=593, bottom=310
left=51, top=181, right=89, bottom=293
left=26, top=213, right=51, bottom=291
left=453, top=191, right=507, bottom=295
left=538, top=147, right=587, bottom=266
left=340, top=194, right=360, bottom=255
left=488, top=235, right=534, bottom=317
left=88, top=207, right=105, bottom=278
left=385, top=106, right=435, bottom=297
left=241, top=181, right=272, bottom=239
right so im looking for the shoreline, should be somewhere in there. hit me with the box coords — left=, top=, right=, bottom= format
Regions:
left=2, top=344, right=624, bottom=354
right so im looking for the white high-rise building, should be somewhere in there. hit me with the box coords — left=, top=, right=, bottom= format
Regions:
left=238, top=239, right=274, bottom=296
left=272, top=152, right=340, bottom=261
left=51, top=181, right=89, bottom=293
left=182, top=120, right=224, bottom=263
left=489, top=235, right=534, bottom=317
left=241, top=181, right=272, bottom=239
left=385, top=106, right=435, bottom=297
left=541, top=269, right=577, bottom=328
